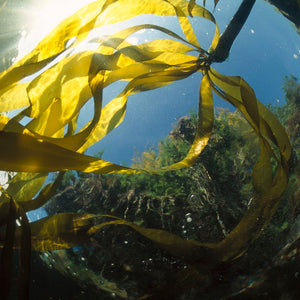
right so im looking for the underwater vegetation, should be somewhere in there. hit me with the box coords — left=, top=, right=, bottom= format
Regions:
left=42, top=78, right=299, bottom=298
left=0, top=0, right=296, bottom=299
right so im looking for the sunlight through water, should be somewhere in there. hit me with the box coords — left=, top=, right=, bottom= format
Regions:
left=16, top=0, right=95, bottom=60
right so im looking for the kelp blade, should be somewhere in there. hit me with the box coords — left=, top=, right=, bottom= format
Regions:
left=206, top=69, right=291, bottom=260
left=7, top=213, right=98, bottom=251
left=0, top=0, right=218, bottom=175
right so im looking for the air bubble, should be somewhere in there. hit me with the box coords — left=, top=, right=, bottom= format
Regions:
left=189, top=194, right=199, bottom=201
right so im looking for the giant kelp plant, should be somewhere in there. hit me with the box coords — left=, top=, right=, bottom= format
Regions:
left=0, top=0, right=293, bottom=299
left=41, top=85, right=299, bottom=298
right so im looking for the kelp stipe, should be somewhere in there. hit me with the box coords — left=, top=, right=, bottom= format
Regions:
left=0, top=0, right=291, bottom=298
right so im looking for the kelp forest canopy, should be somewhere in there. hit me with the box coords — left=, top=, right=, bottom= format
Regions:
left=0, top=0, right=294, bottom=299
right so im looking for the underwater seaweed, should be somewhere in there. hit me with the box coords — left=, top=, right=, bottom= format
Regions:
left=0, top=0, right=292, bottom=298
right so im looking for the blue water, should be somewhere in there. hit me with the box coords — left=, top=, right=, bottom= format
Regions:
left=16, top=0, right=299, bottom=221
left=84, top=0, right=300, bottom=165
left=27, top=207, right=48, bottom=222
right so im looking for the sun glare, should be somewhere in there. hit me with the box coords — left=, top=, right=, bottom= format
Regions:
left=17, top=0, right=95, bottom=60
left=16, top=0, right=161, bottom=61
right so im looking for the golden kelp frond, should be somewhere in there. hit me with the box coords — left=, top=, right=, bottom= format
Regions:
left=159, top=73, right=214, bottom=170
left=0, top=0, right=217, bottom=91
left=0, top=8, right=215, bottom=175
left=206, top=69, right=291, bottom=260
left=0, top=0, right=292, bottom=297
left=0, top=213, right=98, bottom=251
left=0, top=0, right=217, bottom=252
left=0, top=173, right=47, bottom=204
left=188, top=0, right=196, bottom=17
left=88, top=70, right=291, bottom=264
left=88, top=215, right=216, bottom=263
left=0, top=131, right=139, bottom=174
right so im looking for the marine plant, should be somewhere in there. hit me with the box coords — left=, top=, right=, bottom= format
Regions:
left=0, top=0, right=292, bottom=298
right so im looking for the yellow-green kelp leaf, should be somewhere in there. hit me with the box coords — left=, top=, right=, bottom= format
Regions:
left=188, top=0, right=196, bottom=17
left=0, top=213, right=97, bottom=251
left=0, top=173, right=47, bottom=204
left=88, top=215, right=216, bottom=264
left=0, top=0, right=218, bottom=93
left=206, top=69, right=291, bottom=261
left=0, top=131, right=137, bottom=174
